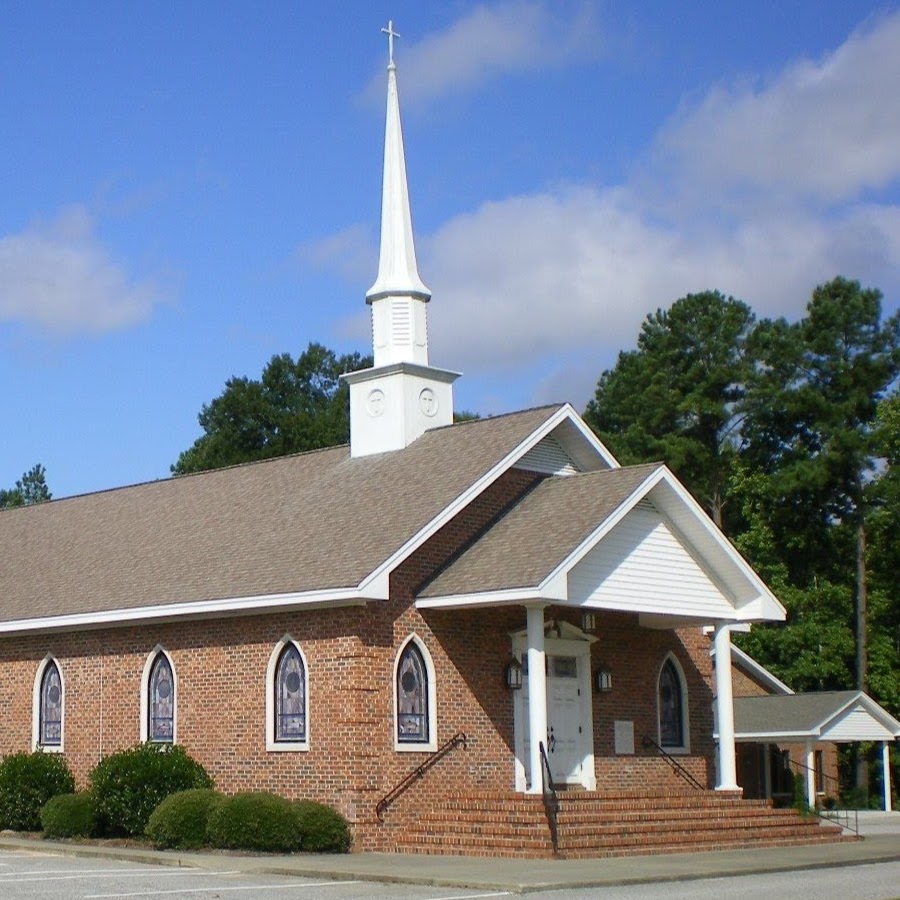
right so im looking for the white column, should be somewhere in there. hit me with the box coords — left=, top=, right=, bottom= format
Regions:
left=883, top=742, right=893, bottom=812
left=526, top=604, right=548, bottom=795
left=806, top=742, right=816, bottom=809
left=763, top=743, right=772, bottom=800
left=713, top=623, right=738, bottom=791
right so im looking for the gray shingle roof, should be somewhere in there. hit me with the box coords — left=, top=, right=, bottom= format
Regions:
left=733, top=691, right=868, bottom=736
left=0, top=406, right=562, bottom=626
left=419, top=463, right=661, bottom=597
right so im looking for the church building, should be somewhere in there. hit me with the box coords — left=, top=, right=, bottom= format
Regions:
left=0, top=27, right=855, bottom=857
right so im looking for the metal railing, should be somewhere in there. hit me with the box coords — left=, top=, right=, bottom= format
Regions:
left=538, top=740, right=560, bottom=856
left=641, top=734, right=705, bottom=790
left=786, top=757, right=859, bottom=835
left=375, top=731, right=467, bottom=820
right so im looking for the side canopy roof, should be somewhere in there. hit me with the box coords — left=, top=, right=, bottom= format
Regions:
left=419, top=463, right=786, bottom=626
left=731, top=691, right=900, bottom=743
left=0, top=404, right=609, bottom=633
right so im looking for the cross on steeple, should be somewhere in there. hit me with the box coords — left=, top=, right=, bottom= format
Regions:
left=381, top=20, right=400, bottom=66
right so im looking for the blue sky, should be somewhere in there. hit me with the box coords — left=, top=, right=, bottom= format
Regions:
left=2, top=1, right=899, bottom=498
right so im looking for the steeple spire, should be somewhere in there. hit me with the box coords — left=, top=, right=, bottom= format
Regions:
left=342, top=22, right=459, bottom=458
left=366, top=20, right=431, bottom=312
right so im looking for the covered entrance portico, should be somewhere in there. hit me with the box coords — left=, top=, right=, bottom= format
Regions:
left=417, top=463, right=787, bottom=796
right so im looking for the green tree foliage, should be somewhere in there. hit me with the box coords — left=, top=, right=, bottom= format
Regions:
left=0, top=463, right=51, bottom=509
left=172, top=343, right=372, bottom=475
left=585, top=291, right=755, bottom=527
left=584, top=278, right=900, bottom=738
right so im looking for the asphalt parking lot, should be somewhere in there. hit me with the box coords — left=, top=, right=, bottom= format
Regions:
left=0, top=851, right=514, bottom=900
left=2, top=848, right=900, bottom=900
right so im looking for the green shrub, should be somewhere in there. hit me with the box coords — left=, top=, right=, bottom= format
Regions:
left=145, top=788, right=224, bottom=849
left=293, top=800, right=351, bottom=853
left=40, top=792, right=96, bottom=838
left=0, top=752, right=75, bottom=831
left=207, top=792, right=302, bottom=852
left=90, top=744, right=213, bottom=837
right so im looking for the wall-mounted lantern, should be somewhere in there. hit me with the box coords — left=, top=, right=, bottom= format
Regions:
left=594, top=665, right=613, bottom=693
left=581, top=611, right=597, bottom=633
left=505, top=657, right=523, bottom=690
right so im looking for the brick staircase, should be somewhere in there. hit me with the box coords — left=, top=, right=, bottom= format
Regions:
left=392, top=788, right=854, bottom=858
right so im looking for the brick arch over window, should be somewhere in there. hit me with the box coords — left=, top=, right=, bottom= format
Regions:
left=393, top=634, right=437, bottom=752
left=32, top=655, right=64, bottom=752
left=657, top=652, right=690, bottom=753
left=266, top=635, right=309, bottom=752
left=140, top=646, right=176, bottom=744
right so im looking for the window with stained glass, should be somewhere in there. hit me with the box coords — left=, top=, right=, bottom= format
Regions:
left=658, top=658, right=684, bottom=748
left=275, top=643, right=306, bottom=743
left=148, top=653, right=174, bottom=743
left=396, top=641, right=428, bottom=744
left=39, top=660, right=63, bottom=747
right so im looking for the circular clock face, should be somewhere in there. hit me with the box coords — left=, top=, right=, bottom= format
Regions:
left=419, top=388, right=438, bottom=417
left=366, top=388, right=386, bottom=417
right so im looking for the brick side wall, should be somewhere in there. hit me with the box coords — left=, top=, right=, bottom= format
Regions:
left=0, top=466, right=722, bottom=852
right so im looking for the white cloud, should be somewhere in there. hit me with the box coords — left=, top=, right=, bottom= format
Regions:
left=295, top=224, right=374, bottom=284
left=365, top=1, right=602, bottom=105
left=654, top=11, right=900, bottom=205
left=0, top=207, right=161, bottom=334
left=336, top=10, right=900, bottom=409
left=421, top=188, right=900, bottom=377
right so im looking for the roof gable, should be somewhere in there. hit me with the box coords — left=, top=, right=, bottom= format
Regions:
left=419, top=463, right=785, bottom=626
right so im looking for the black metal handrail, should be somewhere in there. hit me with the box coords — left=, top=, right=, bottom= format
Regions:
left=786, top=756, right=842, bottom=798
left=785, top=758, right=859, bottom=835
left=642, top=734, right=705, bottom=790
left=375, top=731, right=467, bottom=820
left=538, top=740, right=560, bottom=856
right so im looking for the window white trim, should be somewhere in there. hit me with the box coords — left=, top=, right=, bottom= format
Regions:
left=266, top=635, right=310, bottom=752
left=657, top=652, right=691, bottom=754
left=393, top=634, right=437, bottom=752
left=32, top=655, right=65, bottom=753
left=140, top=646, right=177, bottom=744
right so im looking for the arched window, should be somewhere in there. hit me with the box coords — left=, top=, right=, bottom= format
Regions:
left=266, top=637, right=309, bottom=751
left=658, top=656, right=689, bottom=751
left=147, top=652, right=175, bottom=743
left=33, top=657, right=64, bottom=751
left=394, top=637, right=436, bottom=750
left=275, top=643, right=306, bottom=743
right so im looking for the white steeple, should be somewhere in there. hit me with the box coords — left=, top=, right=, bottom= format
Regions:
left=342, top=21, right=459, bottom=458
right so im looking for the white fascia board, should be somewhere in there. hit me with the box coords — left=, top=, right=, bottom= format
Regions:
left=555, top=405, right=620, bottom=469
left=537, top=465, right=665, bottom=592
left=416, top=588, right=545, bottom=610
left=649, top=468, right=786, bottom=623
left=728, top=730, right=818, bottom=742
left=639, top=613, right=738, bottom=630
left=359, top=404, right=606, bottom=594
left=728, top=644, right=794, bottom=695
left=0, top=588, right=368, bottom=636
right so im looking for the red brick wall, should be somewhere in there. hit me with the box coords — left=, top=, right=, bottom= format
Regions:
left=0, top=466, right=722, bottom=851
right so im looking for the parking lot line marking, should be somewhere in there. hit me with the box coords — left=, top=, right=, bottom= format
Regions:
left=84, top=879, right=360, bottom=898
left=418, top=894, right=512, bottom=900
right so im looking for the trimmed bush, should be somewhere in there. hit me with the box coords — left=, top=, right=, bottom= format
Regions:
left=146, top=789, right=224, bottom=850
left=40, top=792, right=96, bottom=838
left=293, top=800, right=351, bottom=853
left=0, top=752, right=75, bottom=832
left=207, top=792, right=302, bottom=852
left=90, top=744, right=213, bottom=837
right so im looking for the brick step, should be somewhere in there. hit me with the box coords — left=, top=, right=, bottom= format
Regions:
left=436, top=795, right=769, bottom=814
left=404, top=816, right=838, bottom=846
left=558, top=823, right=843, bottom=850
left=557, top=806, right=804, bottom=826
left=426, top=803, right=799, bottom=827
left=393, top=828, right=849, bottom=858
